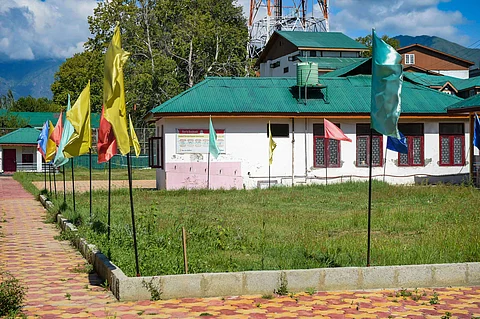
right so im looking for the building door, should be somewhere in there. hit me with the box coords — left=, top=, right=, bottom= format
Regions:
left=3, top=149, right=17, bottom=172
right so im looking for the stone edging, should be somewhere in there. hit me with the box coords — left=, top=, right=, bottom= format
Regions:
left=39, top=195, right=480, bottom=301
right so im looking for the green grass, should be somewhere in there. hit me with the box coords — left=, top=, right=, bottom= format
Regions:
left=14, top=166, right=155, bottom=182
left=14, top=173, right=480, bottom=277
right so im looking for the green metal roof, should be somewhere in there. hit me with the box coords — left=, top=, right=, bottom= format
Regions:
left=0, top=127, right=41, bottom=144
left=276, top=31, right=367, bottom=50
left=150, top=76, right=462, bottom=116
left=447, top=93, right=480, bottom=112
left=320, top=58, right=371, bottom=77
left=297, top=57, right=367, bottom=70
left=0, top=110, right=100, bottom=128
left=403, top=72, right=480, bottom=91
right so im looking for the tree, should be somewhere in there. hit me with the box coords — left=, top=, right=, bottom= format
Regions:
left=11, top=96, right=60, bottom=112
left=355, top=34, right=400, bottom=57
left=0, top=90, right=15, bottom=110
left=51, top=50, right=104, bottom=113
left=51, top=0, right=253, bottom=125
left=0, top=112, right=28, bottom=136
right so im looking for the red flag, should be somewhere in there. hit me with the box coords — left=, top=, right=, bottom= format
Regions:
left=51, top=111, right=63, bottom=146
left=324, top=119, right=352, bottom=142
left=97, top=105, right=117, bottom=163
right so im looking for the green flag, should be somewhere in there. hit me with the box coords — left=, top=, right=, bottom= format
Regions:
left=53, top=95, right=74, bottom=167
left=209, top=116, right=220, bottom=159
left=371, top=29, right=403, bottom=138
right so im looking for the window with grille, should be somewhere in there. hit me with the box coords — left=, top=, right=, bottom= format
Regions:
left=405, top=54, right=415, bottom=65
left=356, top=124, right=383, bottom=167
left=439, top=123, right=465, bottom=166
left=313, top=123, right=341, bottom=168
left=398, top=123, right=424, bottom=166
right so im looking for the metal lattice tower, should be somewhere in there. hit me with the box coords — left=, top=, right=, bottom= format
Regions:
left=248, top=0, right=329, bottom=58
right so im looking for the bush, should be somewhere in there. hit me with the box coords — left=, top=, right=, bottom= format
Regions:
left=0, top=271, right=27, bottom=317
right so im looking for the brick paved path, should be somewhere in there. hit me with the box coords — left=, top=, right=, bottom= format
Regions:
left=1, top=176, right=480, bottom=318
left=33, top=179, right=156, bottom=193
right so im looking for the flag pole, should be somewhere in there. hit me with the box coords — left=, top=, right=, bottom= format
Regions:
left=127, top=152, right=140, bottom=276
left=71, top=160, right=76, bottom=213
left=63, top=165, right=66, bottom=205
left=268, top=164, right=271, bottom=188
left=53, top=163, right=57, bottom=198
left=366, top=128, right=374, bottom=267
left=107, top=159, right=111, bottom=241
left=325, top=147, right=328, bottom=185
left=207, top=151, right=211, bottom=189
left=48, top=163, right=52, bottom=194
left=383, top=146, right=388, bottom=183
left=44, top=161, right=47, bottom=190
left=89, top=148, right=92, bottom=219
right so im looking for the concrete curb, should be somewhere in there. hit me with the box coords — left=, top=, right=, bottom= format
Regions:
left=39, top=195, right=480, bottom=301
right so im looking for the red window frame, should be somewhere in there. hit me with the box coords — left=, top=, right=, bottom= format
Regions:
left=439, top=135, right=465, bottom=166
left=355, top=135, right=383, bottom=167
left=313, top=122, right=342, bottom=168
left=398, top=136, right=424, bottom=166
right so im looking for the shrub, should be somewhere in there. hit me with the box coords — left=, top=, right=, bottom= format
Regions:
left=0, top=271, right=27, bottom=317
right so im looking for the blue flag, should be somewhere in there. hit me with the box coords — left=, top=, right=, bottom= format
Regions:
left=371, top=29, right=403, bottom=139
left=387, top=131, right=408, bottom=154
left=53, top=94, right=74, bottom=167
left=209, top=116, right=220, bottom=159
left=474, top=113, right=480, bottom=150
left=37, top=120, right=49, bottom=157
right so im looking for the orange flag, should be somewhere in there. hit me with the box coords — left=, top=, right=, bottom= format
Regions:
left=51, top=111, right=63, bottom=146
left=324, top=119, right=352, bottom=142
left=97, top=105, right=117, bottom=163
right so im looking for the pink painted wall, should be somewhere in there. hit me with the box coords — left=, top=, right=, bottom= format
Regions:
left=165, top=162, right=243, bottom=190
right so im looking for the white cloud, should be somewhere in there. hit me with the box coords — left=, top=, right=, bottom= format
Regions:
left=0, top=0, right=97, bottom=61
left=329, top=0, right=469, bottom=45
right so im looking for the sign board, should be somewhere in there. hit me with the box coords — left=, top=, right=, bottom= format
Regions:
left=176, top=129, right=226, bottom=154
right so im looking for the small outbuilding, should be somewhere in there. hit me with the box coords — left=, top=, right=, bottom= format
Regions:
left=0, top=127, right=43, bottom=173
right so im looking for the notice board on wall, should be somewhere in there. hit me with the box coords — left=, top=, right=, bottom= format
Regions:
left=176, top=129, right=226, bottom=154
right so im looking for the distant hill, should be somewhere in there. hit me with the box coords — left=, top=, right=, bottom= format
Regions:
left=394, top=35, right=480, bottom=69
left=0, top=59, right=63, bottom=99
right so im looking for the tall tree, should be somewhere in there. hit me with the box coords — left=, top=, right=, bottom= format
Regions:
left=356, top=34, right=400, bottom=57
left=52, top=0, right=252, bottom=125
left=0, top=90, right=15, bottom=110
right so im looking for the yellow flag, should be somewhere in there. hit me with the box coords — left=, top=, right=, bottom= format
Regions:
left=63, top=82, right=91, bottom=158
left=269, top=121, right=276, bottom=165
left=103, top=23, right=131, bottom=155
left=45, top=121, right=56, bottom=162
left=129, top=114, right=141, bottom=157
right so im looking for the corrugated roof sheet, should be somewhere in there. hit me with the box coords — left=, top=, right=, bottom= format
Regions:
left=448, top=93, right=480, bottom=111
left=320, top=58, right=371, bottom=77
left=0, top=110, right=100, bottom=128
left=150, top=75, right=462, bottom=115
left=277, top=31, right=367, bottom=50
left=297, top=57, right=367, bottom=70
left=403, top=72, right=480, bottom=91
left=0, top=127, right=40, bottom=144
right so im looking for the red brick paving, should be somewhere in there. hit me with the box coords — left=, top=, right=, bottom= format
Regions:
left=1, top=176, right=480, bottom=318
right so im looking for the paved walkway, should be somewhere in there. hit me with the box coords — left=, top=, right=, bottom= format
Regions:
left=33, top=179, right=156, bottom=193
left=1, top=176, right=480, bottom=318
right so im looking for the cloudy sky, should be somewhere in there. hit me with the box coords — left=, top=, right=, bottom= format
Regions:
left=0, top=0, right=478, bottom=62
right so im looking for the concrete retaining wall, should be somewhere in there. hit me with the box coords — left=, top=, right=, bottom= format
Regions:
left=39, top=195, right=480, bottom=301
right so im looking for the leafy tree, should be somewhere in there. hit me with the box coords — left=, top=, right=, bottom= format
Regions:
left=10, top=96, right=60, bottom=112
left=0, top=113, right=29, bottom=136
left=52, top=0, right=252, bottom=125
left=0, top=90, right=15, bottom=110
left=355, top=34, right=400, bottom=57
left=51, top=50, right=104, bottom=113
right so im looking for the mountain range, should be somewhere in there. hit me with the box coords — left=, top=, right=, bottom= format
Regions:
left=0, top=35, right=479, bottom=100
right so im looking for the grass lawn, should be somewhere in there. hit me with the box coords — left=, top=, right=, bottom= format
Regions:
left=16, top=166, right=156, bottom=181
left=15, top=173, right=480, bottom=277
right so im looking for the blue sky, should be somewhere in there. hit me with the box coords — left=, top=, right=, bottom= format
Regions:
left=0, top=0, right=478, bottom=62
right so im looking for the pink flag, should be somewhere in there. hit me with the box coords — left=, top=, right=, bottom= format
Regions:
left=324, top=119, right=352, bottom=142
left=51, top=111, right=63, bottom=146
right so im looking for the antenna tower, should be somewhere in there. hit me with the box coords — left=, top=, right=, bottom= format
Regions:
left=248, top=0, right=329, bottom=58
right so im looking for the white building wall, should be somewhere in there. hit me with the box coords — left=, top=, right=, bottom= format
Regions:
left=155, top=117, right=469, bottom=189
left=434, top=70, right=469, bottom=79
